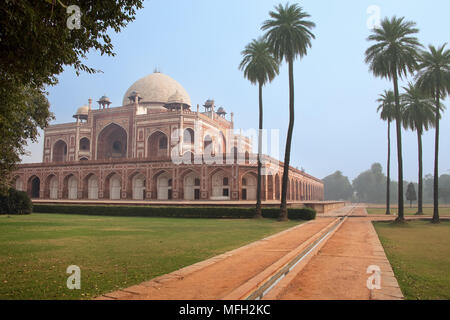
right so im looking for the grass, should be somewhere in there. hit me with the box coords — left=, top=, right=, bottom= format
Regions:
left=374, top=220, right=450, bottom=300
left=0, top=213, right=301, bottom=300
left=367, top=206, right=450, bottom=216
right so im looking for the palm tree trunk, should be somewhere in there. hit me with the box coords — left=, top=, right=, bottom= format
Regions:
left=432, top=88, right=440, bottom=223
left=255, top=82, right=263, bottom=219
left=393, top=72, right=405, bottom=222
left=417, top=130, right=424, bottom=215
left=386, top=120, right=391, bottom=215
left=280, top=59, right=295, bottom=221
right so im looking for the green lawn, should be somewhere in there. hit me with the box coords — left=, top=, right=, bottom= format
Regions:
left=367, top=206, right=450, bottom=216
left=374, top=220, right=450, bottom=300
left=0, top=213, right=300, bottom=300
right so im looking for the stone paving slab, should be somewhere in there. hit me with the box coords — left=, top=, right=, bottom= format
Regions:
left=269, top=211, right=404, bottom=300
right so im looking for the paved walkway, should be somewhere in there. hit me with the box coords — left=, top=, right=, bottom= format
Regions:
left=266, top=215, right=403, bottom=300
left=95, top=205, right=403, bottom=300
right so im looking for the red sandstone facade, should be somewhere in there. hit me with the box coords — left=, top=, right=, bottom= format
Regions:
left=12, top=73, right=324, bottom=202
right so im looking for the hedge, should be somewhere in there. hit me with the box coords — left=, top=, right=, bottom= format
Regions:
left=0, top=188, right=33, bottom=215
left=33, top=204, right=316, bottom=220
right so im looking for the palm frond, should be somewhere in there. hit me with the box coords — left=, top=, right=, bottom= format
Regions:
left=365, top=16, right=422, bottom=80
left=261, top=3, right=316, bottom=63
left=239, top=38, right=280, bottom=86
left=415, top=43, right=450, bottom=100
left=401, top=82, right=436, bottom=134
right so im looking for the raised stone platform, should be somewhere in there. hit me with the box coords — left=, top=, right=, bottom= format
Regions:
left=32, top=199, right=345, bottom=213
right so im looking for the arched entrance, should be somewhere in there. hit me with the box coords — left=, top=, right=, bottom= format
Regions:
left=157, top=172, right=172, bottom=200
left=267, top=174, right=274, bottom=200
left=63, top=175, right=78, bottom=200
left=287, top=179, right=291, bottom=200
left=132, top=174, right=146, bottom=200
left=275, top=174, right=280, bottom=200
left=49, top=175, right=58, bottom=199
left=183, top=172, right=200, bottom=200
left=211, top=170, right=230, bottom=200
left=109, top=174, right=121, bottom=200
left=97, top=123, right=128, bottom=160
left=28, top=176, right=40, bottom=198
left=241, top=173, right=257, bottom=200
left=88, top=175, right=99, bottom=200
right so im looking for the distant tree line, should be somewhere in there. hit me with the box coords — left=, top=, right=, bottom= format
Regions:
left=323, top=163, right=450, bottom=204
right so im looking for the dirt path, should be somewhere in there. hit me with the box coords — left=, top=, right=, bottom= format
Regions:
left=267, top=216, right=403, bottom=300
left=96, top=217, right=336, bottom=300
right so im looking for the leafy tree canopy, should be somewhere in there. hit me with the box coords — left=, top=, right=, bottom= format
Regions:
left=322, top=171, right=353, bottom=201
left=353, top=163, right=387, bottom=204
left=0, top=0, right=143, bottom=193
left=1, top=0, right=144, bottom=87
left=438, top=174, right=450, bottom=203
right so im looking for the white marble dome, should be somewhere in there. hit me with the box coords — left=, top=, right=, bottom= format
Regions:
left=75, top=105, right=89, bottom=115
left=122, top=72, right=191, bottom=106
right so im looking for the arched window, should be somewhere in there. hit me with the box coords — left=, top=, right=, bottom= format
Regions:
left=79, top=137, right=90, bottom=151
left=53, top=140, right=68, bottom=162
left=184, top=128, right=194, bottom=144
left=148, top=131, right=169, bottom=160
left=231, top=147, right=238, bottom=163
left=29, top=176, right=40, bottom=198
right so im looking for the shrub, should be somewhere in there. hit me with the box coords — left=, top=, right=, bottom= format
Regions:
left=32, top=204, right=316, bottom=220
left=263, top=207, right=316, bottom=220
left=0, top=188, right=33, bottom=215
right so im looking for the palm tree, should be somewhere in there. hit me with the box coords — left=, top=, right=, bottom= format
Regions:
left=239, top=38, right=280, bottom=218
left=365, top=16, right=422, bottom=222
left=401, top=82, right=436, bottom=215
left=415, top=44, right=450, bottom=224
left=377, top=90, right=396, bottom=215
left=261, top=3, right=315, bottom=220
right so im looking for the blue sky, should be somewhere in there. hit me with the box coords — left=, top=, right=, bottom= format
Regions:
left=22, top=0, right=450, bottom=182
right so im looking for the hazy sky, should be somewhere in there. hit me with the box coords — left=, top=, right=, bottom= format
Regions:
left=22, top=0, right=450, bottom=182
